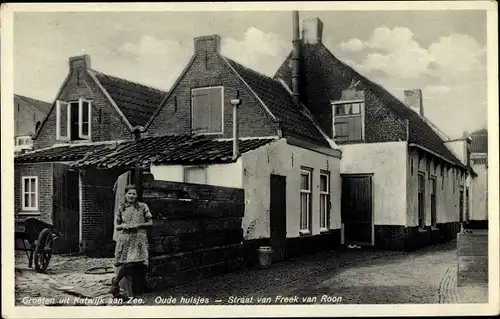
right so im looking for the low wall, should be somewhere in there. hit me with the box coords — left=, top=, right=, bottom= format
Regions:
left=457, top=230, right=488, bottom=286
left=142, top=180, right=245, bottom=291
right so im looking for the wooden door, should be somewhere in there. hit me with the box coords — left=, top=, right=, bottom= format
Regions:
left=53, top=164, right=80, bottom=254
left=341, top=175, right=373, bottom=245
left=270, top=174, right=287, bottom=262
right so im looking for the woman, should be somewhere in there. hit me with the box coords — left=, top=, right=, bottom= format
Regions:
left=110, top=184, right=153, bottom=298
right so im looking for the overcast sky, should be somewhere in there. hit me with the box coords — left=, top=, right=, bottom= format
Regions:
left=14, top=10, right=487, bottom=138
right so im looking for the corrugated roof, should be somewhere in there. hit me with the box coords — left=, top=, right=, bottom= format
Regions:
left=14, top=142, right=121, bottom=163
left=274, top=42, right=464, bottom=167
left=70, top=135, right=278, bottom=169
left=224, top=57, right=331, bottom=148
left=14, top=94, right=52, bottom=115
left=91, top=70, right=167, bottom=127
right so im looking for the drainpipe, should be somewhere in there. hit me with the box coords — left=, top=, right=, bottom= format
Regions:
left=291, top=10, right=301, bottom=104
left=231, top=91, right=242, bottom=160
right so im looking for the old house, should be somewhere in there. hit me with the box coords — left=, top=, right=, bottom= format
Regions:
left=468, top=129, right=488, bottom=229
left=14, top=55, right=167, bottom=253
left=274, top=15, right=475, bottom=250
left=72, top=34, right=344, bottom=262
left=14, top=94, right=51, bottom=153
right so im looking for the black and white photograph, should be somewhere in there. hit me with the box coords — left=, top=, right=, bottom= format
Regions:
left=1, top=1, right=498, bottom=318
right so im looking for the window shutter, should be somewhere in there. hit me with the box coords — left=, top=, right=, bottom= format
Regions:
left=79, top=98, right=91, bottom=139
left=191, top=90, right=210, bottom=133
left=56, top=100, right=68, bottom=140
left=210, top=88, right=223, bottom=133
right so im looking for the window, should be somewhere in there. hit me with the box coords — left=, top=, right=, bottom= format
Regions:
left=300, top=168, right=312, bottom=232
left=410, top=158, right=414, bottom=175
left=191, top=87, right=224, bottom=134
left=430, top=177, right=437, bottom=227
left=417, top=173, right=425, bottom=229
left=184, top=166, right=207, bottom=184
left=56, top=98, right=92, bottom=141
left=332, top=101, right=364, bottom=143
left=319, top=172, right=330, bottom=230
left=441, top=166, right=445, bottom=189
left=22, top=176, right=38, bottom=211
left=15, top=136, right=32, bottom=146
left=465, top=187, right=470, bottom=222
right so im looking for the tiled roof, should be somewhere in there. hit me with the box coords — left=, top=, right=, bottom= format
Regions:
left=14, top=94, right=52, bottom=115
left=14, top=142, right=121, bottom=163
left=470, top=134, right=488, bottom=153
left=90, top=70, right=167, bottom=127
left=70, top=134, right=277, bottom=169
left=274, top=42, right=464, bottom=167
left=224, top=57, right=330, bottom=148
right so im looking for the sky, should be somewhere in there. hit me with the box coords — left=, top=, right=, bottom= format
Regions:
left=14, top=10, right=488, bottom=138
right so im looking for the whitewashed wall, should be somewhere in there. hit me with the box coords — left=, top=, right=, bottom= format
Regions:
left=151, top=138, right=342, bottom=241
left=407, top=148, right=465, bottom=226
left=341, top=141, right=408, bottom=226
left=471, top=163, right=488, bottom=221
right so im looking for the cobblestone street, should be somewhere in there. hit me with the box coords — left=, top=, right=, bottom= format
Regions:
left=14, top=240, right=487, bottom=306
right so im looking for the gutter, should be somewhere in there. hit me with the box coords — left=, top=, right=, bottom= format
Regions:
left=408, top=143, right=467, bottom=169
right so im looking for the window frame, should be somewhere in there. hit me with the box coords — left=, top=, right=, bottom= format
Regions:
left=15, top=136, right=32, bottom=146
left=56, top=98, right=92, bottom=141
left=21, top=176, right=38, bottom=211
left=332, top=99, right=365, bottom=143
left=190, top=86, right=225, bottom=135
left=319, top=171, right=330, bottom=231
left=417, top=172, right=426, bottom=229
left=299, top=168, right=313, bottom=233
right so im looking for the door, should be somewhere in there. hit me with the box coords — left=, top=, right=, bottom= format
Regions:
left=341, top=175, right=373, bottom=245
left=270, top=174, right=287, bottom=262
left=459, top=188, right=464, bottom=222
left=53, top=164, right=80, bottom=253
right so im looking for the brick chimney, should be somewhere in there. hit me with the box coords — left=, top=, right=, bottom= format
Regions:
left=404, top=89, right=424, bottom=117
left=69, top=54, right=91, bottom=70
left=302, top=18, right=323, bottom=44
left=194, top=35, right=221, bottom=54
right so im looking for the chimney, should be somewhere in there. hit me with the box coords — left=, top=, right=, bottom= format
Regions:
left=69, top=54, right=91, bottom=70
left=194, top=35, right=221, bottom=54
left=291, top=11, right=301, bottom=104
left=404, top=89, right=424, bottom=117
left=230, top=92, right=242, bottom=160
left=302, top=18, right=323, bottom=44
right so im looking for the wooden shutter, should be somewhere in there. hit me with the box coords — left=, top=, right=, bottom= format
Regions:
left=79, top=98, right=91, bottom=139
left=191, top=89, right=210, bottom=133
left=209, top=87, right=223, bottom=133
left=56, top=100, right=68, bottom=140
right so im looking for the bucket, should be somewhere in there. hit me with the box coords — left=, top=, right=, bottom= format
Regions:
left=258, top=246, right=273, bottom=268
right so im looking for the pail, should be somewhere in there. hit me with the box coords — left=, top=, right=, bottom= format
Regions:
left=258, top=246, right=273, bottom=268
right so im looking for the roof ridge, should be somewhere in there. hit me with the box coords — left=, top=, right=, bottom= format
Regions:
left=14, top=94, right=52, bottom=105
left=223, top=56, right=282, bottom=84
left=89, top=68, right=168, bottom=95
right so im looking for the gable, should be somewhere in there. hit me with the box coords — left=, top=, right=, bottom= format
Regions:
left=32, top=68, right=134, bottom=149
left=146, top=50, right=279, bottom=139
left=14, top=94, right=51, bottom=136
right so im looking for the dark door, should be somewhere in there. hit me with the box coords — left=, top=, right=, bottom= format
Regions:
left=53, top=164, right=80, bottom=254
left=341, top=175, right=373, bottom=245
left=459, top=188, right=464, bottom=222
left=270, top=174, right=287, bottom=262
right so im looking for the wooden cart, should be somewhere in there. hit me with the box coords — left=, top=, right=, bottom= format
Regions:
left=15, top=218, right=61, bottom=272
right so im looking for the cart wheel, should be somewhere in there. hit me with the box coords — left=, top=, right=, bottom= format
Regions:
left=34, top=228, right=54, bottom=272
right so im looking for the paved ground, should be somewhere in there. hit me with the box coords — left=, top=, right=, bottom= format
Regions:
left=14, top=240, right=488, bottom=306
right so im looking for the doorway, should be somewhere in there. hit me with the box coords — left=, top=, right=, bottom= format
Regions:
left=341, top=174, right=373, bottom=245
left=270, top=174, right=287, bottom=262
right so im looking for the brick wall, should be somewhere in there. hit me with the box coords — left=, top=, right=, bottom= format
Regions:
left=34, top=67, right=133, bottom=150
left=148, top=37, right=278, bottom=138
left=80, top=168, right=125, bottom=251
left=14, top=163, right=54, bottom=224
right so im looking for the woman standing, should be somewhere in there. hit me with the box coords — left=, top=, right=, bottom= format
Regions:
left=110, top=184, right=153, bottom=298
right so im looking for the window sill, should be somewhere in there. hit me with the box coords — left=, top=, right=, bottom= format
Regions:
left=319, top=228, right=330, bottom=234
left=299, top=229, right=311, bottom=237
left=18, top=211, right=41, bottom=216
left=418, top=228, right=428, bottom=233
left=431, top=226, right=440, bottom=231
